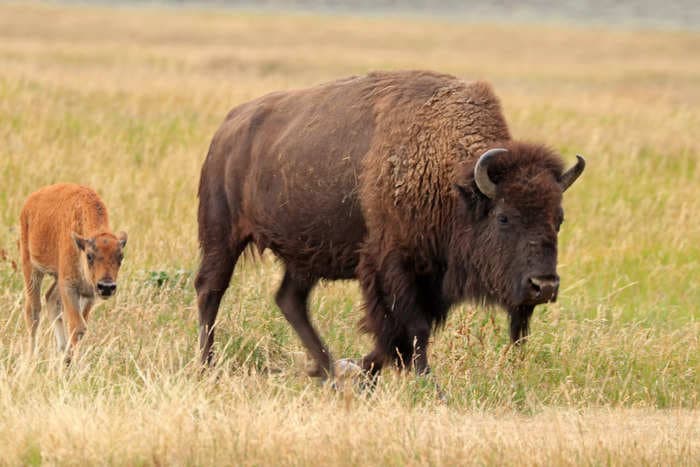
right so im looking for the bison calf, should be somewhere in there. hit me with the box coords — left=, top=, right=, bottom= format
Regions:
left=19, top=184, right=127, bottom=361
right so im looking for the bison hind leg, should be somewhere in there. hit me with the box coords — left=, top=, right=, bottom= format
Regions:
left=195, top=238, right=249, bottom=366
left=275, top=270, right=334, bottom=379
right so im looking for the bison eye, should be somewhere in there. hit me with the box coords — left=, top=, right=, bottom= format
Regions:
left=117, top=254, right=123, bottom=265
left=86, top=253, right=95, bottom=264
left=497, top=214, right=509, bottom=225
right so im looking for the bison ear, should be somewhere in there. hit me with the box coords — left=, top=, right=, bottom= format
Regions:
left=72, top=232, right=88, bottom=251
left=116, top=231, right=128, bottom=249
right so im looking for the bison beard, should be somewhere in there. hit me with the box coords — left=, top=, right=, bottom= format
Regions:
left=195, top=70, right=585, bottom=382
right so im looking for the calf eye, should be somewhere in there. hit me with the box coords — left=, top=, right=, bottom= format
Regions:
left=117, top=254, right=123, bottom=265
left=497, top=214, right=509, bottom=225
left=86, top=253, right=95, bottom=264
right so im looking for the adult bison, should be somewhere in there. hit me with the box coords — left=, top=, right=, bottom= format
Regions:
left=196, top=70, right=584, bottom=379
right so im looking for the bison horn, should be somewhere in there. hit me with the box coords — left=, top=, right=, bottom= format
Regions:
left=474, top=148, right=508, bottom=199
left=560, top=155, right=586, bottom=191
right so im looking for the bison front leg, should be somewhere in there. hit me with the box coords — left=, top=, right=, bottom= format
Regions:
left=358, top=249, right=432, bottom=376
left=509, top=304, right=535, bottom=344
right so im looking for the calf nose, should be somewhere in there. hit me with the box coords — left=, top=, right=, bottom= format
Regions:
left=527, top=275, right=560, bottom=303
left=97, top=281, right=117, bottom=297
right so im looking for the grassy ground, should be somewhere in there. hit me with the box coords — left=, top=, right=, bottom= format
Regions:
left=0, top=2, right=698, bottom=465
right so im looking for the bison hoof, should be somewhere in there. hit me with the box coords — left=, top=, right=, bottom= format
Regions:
left=334, top=358, right=363, bottom=378
left=290, top=351, right=334, bottom=379
left=306, top=365, right=328, bottom=378
left=330, top=358, right=371, bottom=392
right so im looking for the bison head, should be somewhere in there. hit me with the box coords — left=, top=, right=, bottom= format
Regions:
left=451, top=142, right=584, bottom=340
left=72, top=231, right=128, bottom=299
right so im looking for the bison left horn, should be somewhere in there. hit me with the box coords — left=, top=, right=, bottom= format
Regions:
left=474, top=148, right=508, bottom=199
left=560, top=155, right=586, bottom=192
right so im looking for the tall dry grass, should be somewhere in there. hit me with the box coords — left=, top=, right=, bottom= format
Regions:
left=0, top=2, right=698, bottom=465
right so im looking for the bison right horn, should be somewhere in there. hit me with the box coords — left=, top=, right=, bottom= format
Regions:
left=474, top=148, right=508, bottom=199
left=560, top=155, right=586, bottom=192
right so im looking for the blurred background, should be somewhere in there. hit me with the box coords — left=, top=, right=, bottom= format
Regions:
left=67, top=0, right=700, bottom=28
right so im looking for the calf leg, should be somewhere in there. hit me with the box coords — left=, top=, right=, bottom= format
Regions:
left=22, top=264, right=43, bottom=354
left=80, top=297, right=95, bottom=322
left=275, top=271, right=332, bottom=379
left=60, top=281, right=87, bottom=364
left=45, top=280, right=67, bottom=352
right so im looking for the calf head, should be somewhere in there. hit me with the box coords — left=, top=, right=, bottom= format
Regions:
left=454, top=142, right=585, bottom=310
left=72, top=231, right=128, bottom=298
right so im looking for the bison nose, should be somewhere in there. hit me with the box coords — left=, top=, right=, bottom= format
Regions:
left=96, top=281, right=117, bottom=297
left=527, top=275, right=559, bottom=303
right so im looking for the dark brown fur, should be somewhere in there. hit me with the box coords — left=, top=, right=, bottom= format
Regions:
left=195, top=70, right=583, bottom=378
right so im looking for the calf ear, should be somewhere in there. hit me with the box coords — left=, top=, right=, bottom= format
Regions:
left=116, top=231, right=128, bottom=248
left=72, top=232, right=87, bottom=251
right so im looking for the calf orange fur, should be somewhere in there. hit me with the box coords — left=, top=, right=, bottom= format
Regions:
left=19, top=184, right=127, bottom=361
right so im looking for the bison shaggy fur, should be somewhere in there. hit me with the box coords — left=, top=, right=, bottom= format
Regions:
left=195, top=70, right=585, bottom=379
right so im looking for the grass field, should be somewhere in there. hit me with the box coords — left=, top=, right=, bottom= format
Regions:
left=0, top=2, right=698, bottom=465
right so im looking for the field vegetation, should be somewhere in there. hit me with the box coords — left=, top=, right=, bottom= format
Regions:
left=0, top=2, right=698, bottom=465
